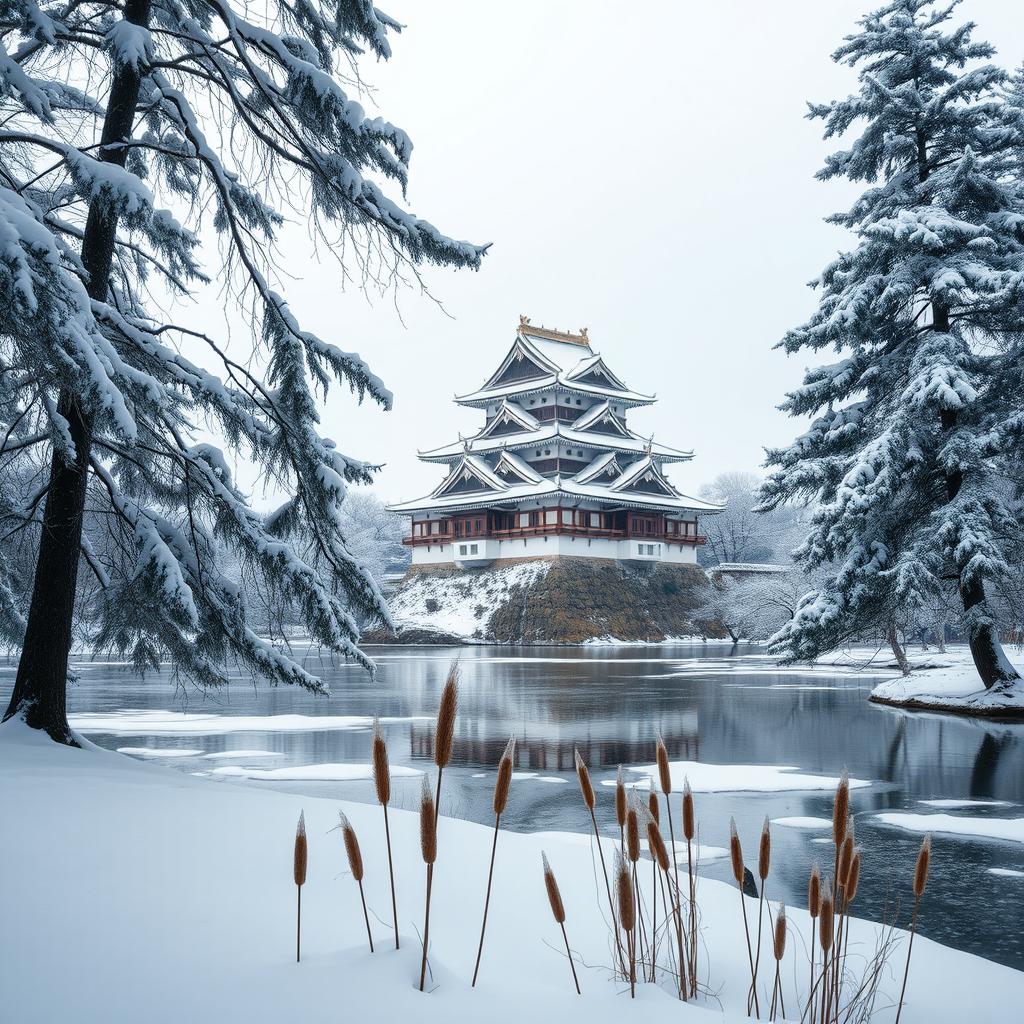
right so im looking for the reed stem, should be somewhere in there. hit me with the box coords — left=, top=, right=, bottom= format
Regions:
left=472, top=814, right=501, bottom=986
left=296, top=886, right=301, bottom=963
left=358, top=879, right=374, bottom=953
left=739, top=889, right=759, bottom=1018
left=382, top=804, right=399, bottom=949
left=419, top=863, right=434, bottom=992
left=894, top=896, right=920, bottom=1024
left=560, top=921, right=581, bottom=994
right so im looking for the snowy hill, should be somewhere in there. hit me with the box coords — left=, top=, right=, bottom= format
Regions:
left=368, top=558, right=717, bottom=645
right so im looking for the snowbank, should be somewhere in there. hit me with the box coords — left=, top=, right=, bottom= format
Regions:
left=2, top=721, right=1022, bottom=1024
left=815, top=645, right=1024, bottom=718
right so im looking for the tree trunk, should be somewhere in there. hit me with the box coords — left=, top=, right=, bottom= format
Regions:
left=2, top=0, right=153, bottom=743
left=887, top=623, right=911, bottom=676
left=931, top=304, right=1020, bottom=690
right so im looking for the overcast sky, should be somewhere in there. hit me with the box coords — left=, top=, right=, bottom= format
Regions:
left=197, top=0, right=1024, bottom=508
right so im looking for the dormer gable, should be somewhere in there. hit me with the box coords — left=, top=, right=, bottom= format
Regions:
left=612, top=456, right=679, bottom=497
left=574, top=452, right=623, bottom=485
left=480, top=337, right=559, bottom=391
left=564, top=355, right=629, bottom=392
left=493, top=449, right=542, bottom=485
left=431, top=455, right=506, bottom=499
left=478, top=400, right=539, bottom=439
left=574, top=400, right=632, bottom=437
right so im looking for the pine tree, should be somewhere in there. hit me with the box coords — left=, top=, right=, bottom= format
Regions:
left=759, top=0, right=1024, bottom=690
left=0, top=1, right=485, bottom=743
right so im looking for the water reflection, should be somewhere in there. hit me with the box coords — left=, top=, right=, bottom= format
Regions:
left=4, top=643, right=1023, bottom=969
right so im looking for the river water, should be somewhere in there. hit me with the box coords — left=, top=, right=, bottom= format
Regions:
left=9, top=643, right=1024, bottom=969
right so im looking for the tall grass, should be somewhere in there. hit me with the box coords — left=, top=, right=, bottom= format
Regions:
left=419, top=775, right=438, bottom=992
left=730, top=817, right=759, bottom=1017
left=895, top=835, right=930, bottom=1024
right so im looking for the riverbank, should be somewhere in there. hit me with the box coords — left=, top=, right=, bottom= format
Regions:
left=3, top=717, right=1022, bottom=1023
left=815, top=646, right=1024, bottom=719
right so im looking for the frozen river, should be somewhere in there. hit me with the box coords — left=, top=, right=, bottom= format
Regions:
left=7, top=643, right=1024, bottom=969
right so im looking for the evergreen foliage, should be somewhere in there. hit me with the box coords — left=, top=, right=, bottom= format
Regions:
left=759, top=0, right=1024, bottom=688
left=1, top=0, right=485, bottom=737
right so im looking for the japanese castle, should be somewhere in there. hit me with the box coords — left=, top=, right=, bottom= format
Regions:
left=389, top=317, right=721, bottom=567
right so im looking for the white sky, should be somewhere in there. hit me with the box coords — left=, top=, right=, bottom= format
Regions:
left=192, top=0, right=1024, bottom=508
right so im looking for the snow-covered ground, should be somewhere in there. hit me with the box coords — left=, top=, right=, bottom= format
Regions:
left=813, top=645, right=1024, bottom=716
left=3, top=720, right=1023, bottom=1023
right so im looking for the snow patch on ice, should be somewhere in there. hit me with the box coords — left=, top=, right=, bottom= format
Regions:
left=210, top=763, right=423, bottom=782
left=919, top=798, right=1013, bottom=809
left=772, top=816, right=833, bottom=829
left=606, top=761, right=870, bottom=794
left=116, top=746, right=204, bottom=759
left=69, top=710, right=425, bottom=735
left=202, top=749, right=282, bottom=760
left=877, top=812, right=1024, bottom=844
left=988, top=868, right=1024, bottom=878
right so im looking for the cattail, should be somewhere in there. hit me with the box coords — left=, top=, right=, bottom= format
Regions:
left=574, top=749, right=623, bottom=976
left=758, top=816, right=771, bottom=881
left=625, top=803, right=640, bottom=863
left=616, top=853, right=635, bottom=931
left=752, top=817, right=771, bottom=1016
left=647, top=820, right=670, bottom=872
left=542, top=853, right=580, bottom=995
left=294, top=810, right=308, bottom=887
left=473, top=735, right=516, bottom=986
left=615, top=766, right=627, bottom=830
left=573, top=748, right=595, bottom=810
left=773, top=903, right=787, bottom=961
left=809, top=864, right=821, bottom=918
left=838, top=833, right=854, bottom=890
left=339, top=811, right=374, bottom=953
left=648, top=790, right=660, bottom=825
left=373, top=718, right=399, bottom=949
left=434, top=663, right=459, bottom=770
left=847, top=851, right=862, bottom=904
left=339, top=810, right=363, bottom=881
left=493, top=735, right=515, bottom=816
left=913, top=835, right=931, bottom=898
left=731, top=818, right=758, bottom=1017
left=729, top=817, right=744, bottom=885
left=819, top=884, right=834, bottom=953
left=420, top=775, right=437, bottom=865
left=832, top=771, right=850, bottom=848
left=372, top=717, right=390, bottom=806
left=682, top=777, right=695, bottom=840
left=656, top=734, right=672, bottom=794
left=419, top=776, right=437, bottom=992
left=294, top=810, right=307, bottom=963
left=896, top=836, right=932, bottom=1024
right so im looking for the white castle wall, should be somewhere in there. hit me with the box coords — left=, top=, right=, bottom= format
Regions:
left=409, top=533, right=698, bottom=567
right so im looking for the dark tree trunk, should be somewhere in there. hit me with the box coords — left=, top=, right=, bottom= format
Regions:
left=886, top=622, right=911, bottom=676
left=933, top=303, right=1020, bottom=690
left=2, top=0, right=153, bottom=743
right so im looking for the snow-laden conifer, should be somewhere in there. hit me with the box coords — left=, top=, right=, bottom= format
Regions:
left=0, top=0, right=485, bottom=742
left=760, top=0, right=1023, bottom=689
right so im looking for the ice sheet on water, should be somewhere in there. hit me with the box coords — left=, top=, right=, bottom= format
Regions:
left=876, top=812, right=1024, bottom=844
left=210, top=763, right=423, bottom=782
left=70, top=710, right=427, bottom=736
left=117, top=747, right=204, bottom=759
left=604, top=760, right=870, bottom=794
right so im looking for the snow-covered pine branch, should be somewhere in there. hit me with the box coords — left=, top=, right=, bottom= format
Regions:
left=0, top=0, right=487, bottom=742
left=761, top=0, right=1024, bottom=690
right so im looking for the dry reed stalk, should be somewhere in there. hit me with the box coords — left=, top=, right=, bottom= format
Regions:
left=432, top=663, right=459, bottom=829
left=418, top=776, right=437, bottom=992
left=730, top=818, right=759, bottom=1018
left=683, top=777, right=697, bottom=996
left=656, top=734, right=672, bottom=795
left=542, top=853, right=580, bottom=994
left=831, top=829, right=855, bottom=1012
left=472, top=735, right=515, bottom=987
left=616, top=852, right=636, bottom=998
left=807, top=864, right=821, bottom=1023
left=648, top=791, right=660, bottom=824
left=625, top=802, right=647, bottom=977
left=338, top=811, right=374, bottom=953
left=372, top=718, right=400, bottom=950
left=818, top=884, right=834, bottom=1024
left=841, top=850, right=861, bottom=958
left=615, top=766, right=627, bottom=848
left=294, top=810, right=307, bottom=963
left=895, top=836, right=930, bottom=1024
left=656, top=739, right=687, bottom=1001
left=750, top=816, right=771, bottom=1015
left=770, top=903, right=787, bottom=1021
left=573, top=748, right=624, bottom=975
